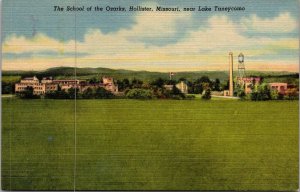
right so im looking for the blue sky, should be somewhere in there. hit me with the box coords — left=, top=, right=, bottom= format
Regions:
left=2, top=0, right=299, bottom=71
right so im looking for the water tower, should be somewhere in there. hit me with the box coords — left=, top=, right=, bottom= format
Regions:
left=237, top=53, right=246, bottom=79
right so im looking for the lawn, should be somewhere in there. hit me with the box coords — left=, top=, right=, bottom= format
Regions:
left=1, top=99, right=298, bottom=190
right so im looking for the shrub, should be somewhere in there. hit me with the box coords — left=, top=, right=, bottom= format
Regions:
left=16, top=86, right=39, bottom=99
left=270, top=89, right=279, bottom=100
left=126, top=88, right=153, bottom=99
left=2, top=82, right=15, bottom=94
left=237, top=89, right=246, bottom=99
left=171, top=85, right=186, bottom=99
left=45, top=90, right=69, bottom=99
left=202, top=89, right=211, bottom=100
left=250, top=84, right=271, bottom=101
left=185, top=95, right=196, bottom=100
left=82, top=88, right=95, bottom=99
left=95, top=87, right=114, bottom=99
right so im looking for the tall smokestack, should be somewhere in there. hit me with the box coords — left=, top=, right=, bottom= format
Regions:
left=229, top=52, right=233, bottom=96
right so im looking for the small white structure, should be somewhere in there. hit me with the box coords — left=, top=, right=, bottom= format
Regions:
left=176, top=81, right=188, bottom=94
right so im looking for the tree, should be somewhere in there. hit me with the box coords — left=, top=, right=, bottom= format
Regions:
left=192, top=84, right=203, bottom=94
left=2, top=82, right=15, bottom=94
left=116, top=79, right=129, bottom=91
left=237, top=89, right=246, bottom=99
left=153, top=87, right=170, bottom=99
left=88, top=77, right=99, bottom=84
left=165, top=79, right=177, bottom=85
left=122, top=79, right=130, bottom=88
left=126, top=88, right=153, bottom=99
left=270, top=89, right=280, bottom=100
left=17, top=86, right=38, bottom=99
left=171, top=85, right=181, bottom=95
left=234, top=83, right=246, bottom=99
left=222, top=80, right=229, bottom=91
left=201, top=89, right=211, bottom=100
left=68, top=88, right=79, bottom=99
left=250, top=83, right=271, bottom=101
left=151, top=78, right=165, bottom=88
left=186, top=80, right=193, bottom=93
left=95, top=87, right=114, bottom=99
left=45, top=90, right=69, bottom=99
left=193, top=76, right=212, bottom=94
left=131, top=78, right=143, bottom=88
left=82, top=88, right=95, bottom=99
left=170, top=85, right=185, bottom=99
left=212, top=78, right=221, bottom=91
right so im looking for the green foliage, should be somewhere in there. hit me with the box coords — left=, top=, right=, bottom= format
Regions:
left=82, top=88, right=95, bottom=99
left=212, top=78, right=221, bottom=91
left=1, top=76, right=20, bottom=94
left=152, top=87, right=170, bottom=99
left=250, top=83, right=271, bottom=101
left=88, top=77, right=100, bottom=84
left=94, top=87, right=114, bottom=99
left=126, top=88, right=153, bottom=99
left=151, top=78, right=165, bottom=88
left=201, top=89, right=211, bottom=100
left=117, top=79, right=130, bottom=91
left=190, top=76, right=212, bottom=94
left=237, top=90, right=246, bottom=99
left=45, top=90, right=70, bottom=99
left=16, top=86, right=39, bottom=99
left=270, top=89, right=280, bottom=100
left=131, top=78, right=143, bottom=88
left=169, top=86, right=186, bottom=99
left=68, top=88, right=79, bottom=99
left=45, top=87, right=114, bottom=99
left=171, top=85, right=181, bottom=95
left=165, top=79, right=177, bottom=85
left=234, top=84, right=246, bottom=99
left=2, top=81, right=15, bottom=94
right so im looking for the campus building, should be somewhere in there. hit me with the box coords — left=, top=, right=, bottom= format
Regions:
left=15, top=76, right=118, bottom=95
left=268, top=83, right=287, bottom=94
left=15, top=76, right=58, bottom=95
left=102, top=77, right=118, bottom=93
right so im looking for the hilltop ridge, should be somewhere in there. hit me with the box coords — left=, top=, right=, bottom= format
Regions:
left=2, top=67, right=298, bottom=82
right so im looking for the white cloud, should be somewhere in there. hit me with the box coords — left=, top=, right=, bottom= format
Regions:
left=119, top=12, right=191, bottom=40
left=2, top=12, right=299, bottom=72
left=3, top=33, right=75, bottom=54
left=162, top=15, right=249, bottom=53
left=241, top=12, right=297, bottom=33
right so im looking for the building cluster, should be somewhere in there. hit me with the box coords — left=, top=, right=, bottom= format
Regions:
left=223, top=52, right=290, bottom=97
left=15, top=76, right=118, bottom=95
left=237, top=77, right=289, bottom=95
left=15, top=53, right=294, bottom=98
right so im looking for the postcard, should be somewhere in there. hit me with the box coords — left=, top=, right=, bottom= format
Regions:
left=1, top=0, right=299, bottom=191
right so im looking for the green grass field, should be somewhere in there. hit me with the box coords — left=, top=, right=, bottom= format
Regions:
left=1, top=99, right=298, bottom=190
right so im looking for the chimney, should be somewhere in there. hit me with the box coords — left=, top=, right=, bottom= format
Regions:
left=229, top=52, right=233, bottom=96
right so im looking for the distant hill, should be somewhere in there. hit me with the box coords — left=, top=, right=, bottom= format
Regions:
left=2, top=67, right=298, bottom=83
